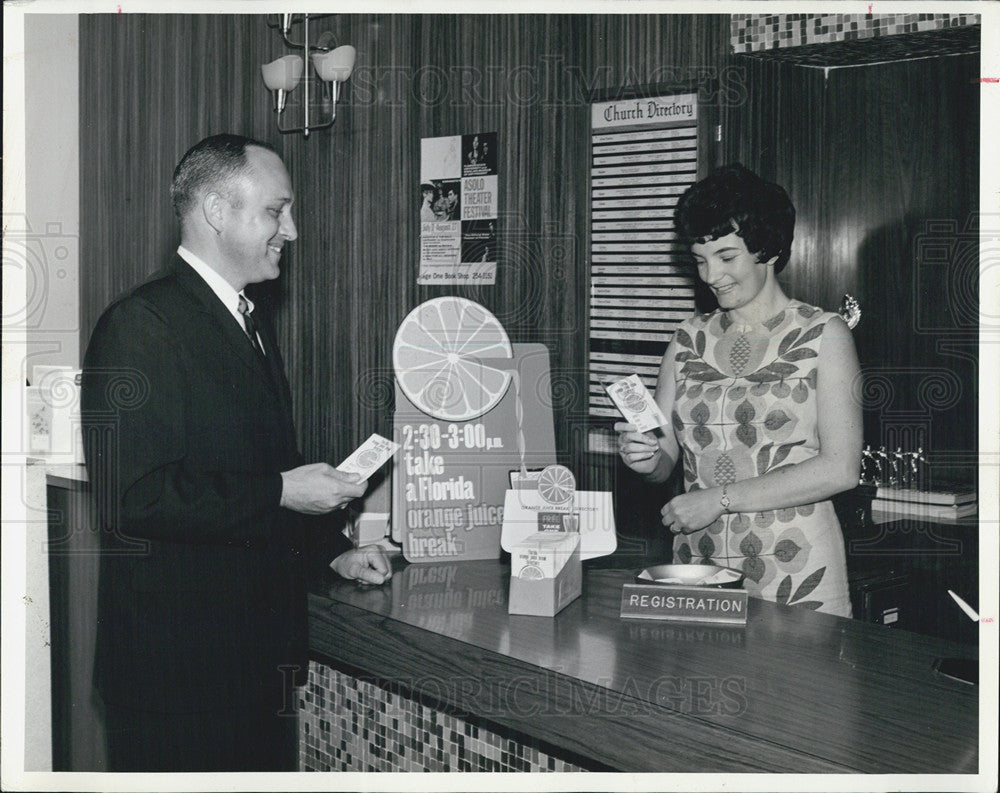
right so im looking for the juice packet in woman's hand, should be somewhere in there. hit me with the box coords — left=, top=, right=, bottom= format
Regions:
left=605, top=374, right=667, bottom=433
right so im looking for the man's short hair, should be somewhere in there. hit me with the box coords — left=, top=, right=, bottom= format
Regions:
left=170, top=134, right=278, bottom=220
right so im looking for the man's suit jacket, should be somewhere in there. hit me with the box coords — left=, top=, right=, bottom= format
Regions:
left=81, top=255, right=351, bottom=714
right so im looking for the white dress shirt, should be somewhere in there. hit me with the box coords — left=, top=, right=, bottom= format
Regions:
left=177, top=246, right=265, bottom=354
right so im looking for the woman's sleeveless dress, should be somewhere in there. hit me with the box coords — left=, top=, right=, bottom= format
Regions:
left=669, top=301, right=852, bottom=617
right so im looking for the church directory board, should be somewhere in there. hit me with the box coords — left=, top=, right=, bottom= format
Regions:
left=587, top=94, right=699, bottom=453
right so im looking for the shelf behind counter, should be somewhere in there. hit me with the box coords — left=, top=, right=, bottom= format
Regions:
left=307, top=556, right=979, bottom=774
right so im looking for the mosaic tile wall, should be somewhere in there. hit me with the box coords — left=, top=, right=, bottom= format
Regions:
left=731, top=13, right=979, bottom=53
left=298, top=661, right=585, bottom=772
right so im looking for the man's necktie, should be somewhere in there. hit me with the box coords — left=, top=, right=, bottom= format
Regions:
left=237, top=294, right=266, bottom=358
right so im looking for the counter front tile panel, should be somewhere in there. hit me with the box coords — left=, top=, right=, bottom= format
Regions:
left=299, top=662, right=583, bottom=772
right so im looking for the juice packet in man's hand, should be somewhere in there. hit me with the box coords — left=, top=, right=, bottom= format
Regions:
left=336, top=433, right=400, bottom=481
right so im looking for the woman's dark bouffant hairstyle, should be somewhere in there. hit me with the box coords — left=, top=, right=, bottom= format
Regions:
left=673, top=163, right=796, bottom=274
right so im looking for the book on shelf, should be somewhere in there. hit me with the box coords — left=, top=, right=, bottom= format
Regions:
left=873, top=485, right=976, bottom=507
left=871, top=499, right=978, bottom=521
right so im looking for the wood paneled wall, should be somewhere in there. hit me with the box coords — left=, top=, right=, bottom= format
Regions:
left=725, top=52, right=979, bottom=483
left=80, top=14, right=731, bottom=488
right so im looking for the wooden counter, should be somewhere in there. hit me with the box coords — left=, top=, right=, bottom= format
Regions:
left=308, top=557, right=979, bottom=774
left=39, top=465, right=982, bottom=774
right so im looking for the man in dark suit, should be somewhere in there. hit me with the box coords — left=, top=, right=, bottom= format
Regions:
left=81, top=134, right=390, bottom=772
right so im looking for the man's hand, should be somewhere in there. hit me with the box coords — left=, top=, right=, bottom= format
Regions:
left=330, top=545, right=393, bottom=585
left=279, top=463, right=366, bottom=515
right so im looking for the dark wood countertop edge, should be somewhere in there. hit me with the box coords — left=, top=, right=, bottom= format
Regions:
left=45, top=473, right=89, bottom=491
left=36, top=460, right=90, bottom=491
left=308, top=592, right=860, bottom=774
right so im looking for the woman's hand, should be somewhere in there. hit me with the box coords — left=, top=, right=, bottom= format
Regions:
left=661, top=488, right=725, bottom=534
left=615, top=422, right=662, bottom=475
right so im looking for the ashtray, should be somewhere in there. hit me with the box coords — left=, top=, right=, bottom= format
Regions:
left=636, top=564, right=744, bottom=589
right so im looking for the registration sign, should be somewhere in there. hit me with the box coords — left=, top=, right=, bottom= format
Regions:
left=620, top=584, right=749, bottom=625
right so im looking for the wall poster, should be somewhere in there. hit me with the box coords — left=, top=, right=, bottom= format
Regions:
left=419, top=132, right=498, bottom=284
left=587, top=94, right=700, bottom=453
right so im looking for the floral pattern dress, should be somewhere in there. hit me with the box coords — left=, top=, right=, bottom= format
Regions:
left=669, top=301, right=852, bottom=617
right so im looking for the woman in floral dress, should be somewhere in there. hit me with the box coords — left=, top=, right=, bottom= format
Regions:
left=616, top=164, right=862, bottom=616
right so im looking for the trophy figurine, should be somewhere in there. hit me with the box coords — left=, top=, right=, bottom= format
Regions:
left=860, top=444, right=876, bottom=485
left=912, top=446, right=928, bottom=491
left=875, top=446, right=888, bottom=487
left=889, top=447, right=905, bottom=489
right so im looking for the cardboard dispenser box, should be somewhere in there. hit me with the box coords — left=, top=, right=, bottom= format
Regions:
left=501, top=484, right=616, bottom=617
left=508, top=531, right=582, bottom=617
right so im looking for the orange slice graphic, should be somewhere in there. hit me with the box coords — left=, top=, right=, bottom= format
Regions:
left=393, top=297, right=513, bottom=422
left=537, top=464, right=576, bottom=506
left=356, top=449, right=380, bottom=469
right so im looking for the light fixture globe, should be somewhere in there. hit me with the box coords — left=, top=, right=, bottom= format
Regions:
left=263, top=14, right=354, bottom=136
left=312, top=45, right=356, bottom=83
left=261, top=54, right=304, bottom=91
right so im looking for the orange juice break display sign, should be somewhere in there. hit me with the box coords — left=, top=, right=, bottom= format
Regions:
left=392, top=297, right=556, bottom=562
